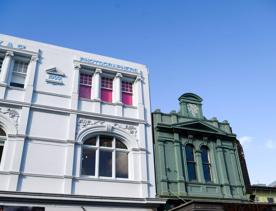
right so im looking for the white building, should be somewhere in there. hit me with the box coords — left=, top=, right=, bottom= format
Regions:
left=0, top=34, right=164, bottom=210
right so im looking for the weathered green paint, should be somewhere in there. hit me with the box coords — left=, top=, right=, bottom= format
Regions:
left=153, top=93, right=247, bottom=201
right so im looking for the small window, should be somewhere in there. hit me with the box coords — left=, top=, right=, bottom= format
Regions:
left=122, top=81, right=133, bottom=106
left=79, top=73, right=92, bottom=99
left=0, top=127, right=6, bottom=165
left=185, top=144, right=197, bottom=181
left=81, top=135, right=128, bottom=179
left=201, top=146, right=212, bottom=182
left=10, top=60, right=29, bottom=88
left=101, top=77, right=113, bottom=102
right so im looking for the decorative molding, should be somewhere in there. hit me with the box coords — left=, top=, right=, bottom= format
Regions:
left=5, top=51, right=14, bottom=57
left=115, top=73, right=123, bottom=78
left=45, top=67, right=65, bottom=85
left=77, top=118, right=138, bottom=138
left=94, top=68, right=102, bottom=74
left=0, top=107, right=19, bottom=127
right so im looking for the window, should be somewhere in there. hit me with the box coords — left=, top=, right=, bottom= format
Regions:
left=81, top=135, right=128, bottom=178
left=101, top=77, right=113, bottom=102
left=79, top=73, right=92, bottom=99
left=0, top=127, right=6, bottom=165
left=201, top=146, right=212, bottom=182
left=0, top=57, right=3, bottom=72
left=185, top=144, right=197, bottom=181
left=10, top=60, right=28, bottom=88
left=122, top=81, right=133, bottom=105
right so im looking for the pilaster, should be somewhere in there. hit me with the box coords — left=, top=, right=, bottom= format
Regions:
left=114, top=73, right=123, bottom=116
left=157, top=141, right=169, bottom=195
left=70, top=64, right=81, bottom=110
left=135, top=75, right=145, bottom=119
left=92, top=68, right=102, bottom=113
left=0, top=51, right=14, bottom=99
left=195, top=148, right=204, bottom=183
left=24, top=55, right=39, bottom=103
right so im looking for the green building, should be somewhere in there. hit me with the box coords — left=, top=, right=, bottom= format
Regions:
left=152, top=93, right=258, bottom=210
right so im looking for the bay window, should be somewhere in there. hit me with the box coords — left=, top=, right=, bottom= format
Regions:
left=79, top=73, right=92, bottom=99
left=101, top=77, right=113, bottom=103
left=81, top=135, right=128, bottom=179
left=122, top=81, right=133, bottom=106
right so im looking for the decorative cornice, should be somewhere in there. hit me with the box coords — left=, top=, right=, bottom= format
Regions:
left=95, top=68, right=102, bottom=74
left=5, top=51, right=14, bottom=57
left=115, top=72, right=123, bottom=78
left=77, top=118, right=138, bottom=138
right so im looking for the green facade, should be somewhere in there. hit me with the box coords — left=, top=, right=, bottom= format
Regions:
left=153, top=93, right=248, bottom=201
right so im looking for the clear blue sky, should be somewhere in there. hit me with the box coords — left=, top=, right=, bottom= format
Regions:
left=1, top=0, right=276, bottom=185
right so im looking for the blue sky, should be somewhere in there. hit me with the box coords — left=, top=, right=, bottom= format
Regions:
left=1, top=0, right=276, bottom=185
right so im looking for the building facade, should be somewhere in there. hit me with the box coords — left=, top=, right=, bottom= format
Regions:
left=0, top=34, right=164, bottom=210
left=152, top=93, right=251, bottom=210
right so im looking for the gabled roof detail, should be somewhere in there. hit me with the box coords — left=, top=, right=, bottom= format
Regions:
left=171, top=120, right=230, bottom=135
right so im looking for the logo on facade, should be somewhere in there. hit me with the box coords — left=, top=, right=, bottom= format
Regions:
left=45, top=67, right=65, bottom=85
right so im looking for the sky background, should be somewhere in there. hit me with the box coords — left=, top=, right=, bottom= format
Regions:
left=1, top=0, right=276, bottom=185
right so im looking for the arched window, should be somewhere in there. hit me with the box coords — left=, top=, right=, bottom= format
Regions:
left=201, top=146, right=212, bottom=182
left=0, top=127, right=6, bottom=164
left=81, top=135, right=128, bottom=178
left=185, top=144, right=197, bottom=181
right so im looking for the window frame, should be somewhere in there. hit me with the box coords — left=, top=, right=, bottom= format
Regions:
left=81, top=135, right=129, bottom=180
left=10, top=58, right=29, bottom=88
left=79, top=72, right=93, bottom=99
left=200, top=145, right=212, bottom=182
left=185, top=144, right=197, bottom=181
left=101, top=77, right=113, bottom=103
left=0, top=128, right=6, bottom=166
left=122, top=80, right=133, bottom=106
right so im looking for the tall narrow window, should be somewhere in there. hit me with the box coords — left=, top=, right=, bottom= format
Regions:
left=0, top=127, right=6, bottom=165
left=185, top=144, right=197, bottom=181
left=0, top=57, right=4, bottom=73
left=79, top=73, right=92, bottom=99
left=10, top=60, right=28, bottom=88
left=101, top=77, right=113, bottom=102
left=201, top=146, right=212, bottom=182
left=122, top=81, right=133, bottom=106
left=81, top=135, right=128, bottom=179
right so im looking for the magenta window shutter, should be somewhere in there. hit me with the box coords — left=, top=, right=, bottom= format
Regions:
left=101, top=89, right=112, bottom=102
left=79, top=85, right=91, bottom=99
left=122, top=92, right=132, bottom=105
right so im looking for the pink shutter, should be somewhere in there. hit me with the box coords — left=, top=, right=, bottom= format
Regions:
left=122, top=92, right=132, bottom=105
left=79, top=85, right=91, bottom=99
left=101, top=89, right=112, bottom=102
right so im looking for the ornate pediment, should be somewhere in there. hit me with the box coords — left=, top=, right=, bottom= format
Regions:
left=45, top=67, right=65, bottom=76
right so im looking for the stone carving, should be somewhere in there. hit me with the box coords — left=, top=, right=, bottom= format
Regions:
left=77, top=118, right=137, bottom=138
left=0, top=107, right=19, bottom=126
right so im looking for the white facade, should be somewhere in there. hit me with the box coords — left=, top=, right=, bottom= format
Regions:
left=0, top=34, right=163, bottom=210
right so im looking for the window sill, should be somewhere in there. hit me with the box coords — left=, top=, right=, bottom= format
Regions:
left=8, top=85, right=25, bottom=91
left=79, top=98, right=137, bottom=108
left=76, top=176, right=144, bottom=184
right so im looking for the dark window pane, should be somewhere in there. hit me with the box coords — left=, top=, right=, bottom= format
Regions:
left=99, top=150, right=112, bottom=177
left=100, top=136, right=113, bottom=147
left=185, top=145, right=195, bottom=161
left=81, top=148, right=96, bottom=175
left=201, top=146, right=209, bottom=163
left=84, top=137, right=96, bottom=146
left=116, top=139, right=127, bottom=149
left=116, top=151, right=128, bottom=178
left=0, top=128, right=5, bottom=136
left=0, top=146, right=3, bottom=163
left=268, top=197, right=274, bottom=203
left=203, top=164, right=211, bottom=182
left=10, top=82, right=24, bottom=88
left=187, top=163, right=197, bottom=181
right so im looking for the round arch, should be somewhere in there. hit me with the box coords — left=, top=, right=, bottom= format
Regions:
left=0, top=114, right=17, bottom=135
left=77, top=124, right=138, bottom=149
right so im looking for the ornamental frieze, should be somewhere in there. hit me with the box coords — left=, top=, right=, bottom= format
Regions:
left=0, top=107, right=20, bottom=127
left=77, top=118, right=137, bottom=138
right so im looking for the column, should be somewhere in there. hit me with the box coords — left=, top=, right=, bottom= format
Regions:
left=173, top=133, right=186, bottom=196
left=24, top=55, right=39, bottom=103
left=0, top=51, right=14, bottom=99
left=92, top=68, right=102, bottom=113
left=70, top=64, right=81, bottom=110
left=114, top=73, right=123, bottom=116
left=135, top=74, right=144, bottom=119
left=92, top=68, right=102, bottom=101
left=157, top=141, right=169, bottom=195
left=195, top=149, right=204, bottom=183
left=0, top=51, right=14, bottom=84
left=216, top=139, right=231, bottom=198
left=114, top=73, right=122, bottom=103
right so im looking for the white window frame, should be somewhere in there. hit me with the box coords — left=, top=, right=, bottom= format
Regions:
left=0, top=129, right=6, bottom=166
left=10, top=57, right=29, bottom=88
left=81, top=135, right=129, bottom=180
